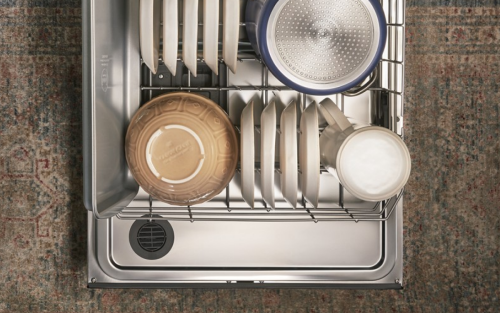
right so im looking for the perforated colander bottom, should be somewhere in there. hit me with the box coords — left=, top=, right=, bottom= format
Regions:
left=271, top=0, right=374, bottom=84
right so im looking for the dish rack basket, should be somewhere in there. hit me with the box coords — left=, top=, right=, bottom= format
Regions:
left=117, top=0, right=406, bottom=223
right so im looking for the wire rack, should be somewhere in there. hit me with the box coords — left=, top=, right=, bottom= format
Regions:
left=118, top=0, right=406, bottom=223
left=118, top=188, right=403, bottom=222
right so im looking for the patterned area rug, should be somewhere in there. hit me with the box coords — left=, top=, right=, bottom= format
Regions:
left=0, top=0, right=499, bottom=312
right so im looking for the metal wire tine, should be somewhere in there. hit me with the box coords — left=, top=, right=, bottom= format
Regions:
left=306, top=208, right=318, bottom=223
left=301, top=194, right=307, bottom=209
left=148, top=195, right=153, bottom=221
left=264, top=67, right=269, bottom=106
left=225, top=184, right=230, bottom=210
left=382, top=188, right=404, bottom=216
left=369, top=87, right=402, bottom=95
left=338, top=183, right=343, bottom=209
left=388, top=188, right=404, bottom=218
left=342, top=205, right=355, bottom=220
left=378, top=200, right=388, bottom=216
left=187, top=206, right=194, bottom=223
left=381, top=58, right=403, bottom=65
left=149, top=67, right=153, bottom=100
left=339, top=185, right=355, bottom=219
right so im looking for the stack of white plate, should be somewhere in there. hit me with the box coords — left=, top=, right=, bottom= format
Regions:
left=240, top=99, right=321, bottom=209
left=139, top=0, right=240, bottom=76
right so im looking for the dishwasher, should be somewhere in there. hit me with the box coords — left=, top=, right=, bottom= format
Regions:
left=83, top=0, right=407, bottom=288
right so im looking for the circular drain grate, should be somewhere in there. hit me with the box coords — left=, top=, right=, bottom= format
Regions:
left=129, top=217, right=175, bottom=260
left=137, top=222, right=166, bottom=252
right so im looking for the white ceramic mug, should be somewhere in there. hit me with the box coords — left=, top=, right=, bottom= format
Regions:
left=318, top=98, right=411, bottom=202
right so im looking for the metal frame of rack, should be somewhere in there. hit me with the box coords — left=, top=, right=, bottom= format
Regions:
left=117, top=0, right=406, bottom=223
left=117, top=188, right=403, bottom=222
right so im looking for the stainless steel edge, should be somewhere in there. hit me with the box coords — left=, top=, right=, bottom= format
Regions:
left=88, top=282, right=402, bottom=289
left=82, top=0, right=93, bottom=212
left=395, top=196, right=403, bottom=286
left=395, top=0, right=405, bottom=286
left=83, top=0, right=140, bottom=218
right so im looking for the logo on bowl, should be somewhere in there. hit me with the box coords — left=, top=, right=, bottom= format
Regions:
left=155, top=140, right=194, bottom=164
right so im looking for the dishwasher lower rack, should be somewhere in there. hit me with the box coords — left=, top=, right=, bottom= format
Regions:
left=84, top=0, right=406, bottom=289
left=99, top=0, right=404, bottom=222
left=118, top=55, right=405, bottom=222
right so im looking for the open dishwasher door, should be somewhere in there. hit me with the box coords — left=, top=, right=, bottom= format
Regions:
left=87, top=190, right=404, bottom=288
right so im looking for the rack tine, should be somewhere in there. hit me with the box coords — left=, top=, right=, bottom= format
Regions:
left=148, top=195, right=153, bottom=221
left=187, top=206, right=194, bottom=223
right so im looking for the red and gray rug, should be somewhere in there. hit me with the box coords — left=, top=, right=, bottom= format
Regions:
left=0, top=1, right=499, bottom=312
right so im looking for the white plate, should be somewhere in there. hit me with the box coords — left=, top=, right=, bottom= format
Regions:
left=240, top=101, right=255, bottom=207
left=140, top=0, right=161, bottom=74
left=260, top=101, right=276, bottom=209
left=163, top=0, right=178, bottom=76
left=203, top=0, right=219, bottom=75
left=299, top=102, right=320, bottom=208
left=280, top=100, right=298, bottom=208
left=223, top=0, right=239, bottom=74
left=183, top=0, right=198, bottom=76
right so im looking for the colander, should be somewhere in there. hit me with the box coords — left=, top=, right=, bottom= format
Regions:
left=246, top=0, right=387, bottom=95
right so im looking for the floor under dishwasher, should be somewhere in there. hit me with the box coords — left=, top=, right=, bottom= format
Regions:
left=84, top=0, right=406, bottom=288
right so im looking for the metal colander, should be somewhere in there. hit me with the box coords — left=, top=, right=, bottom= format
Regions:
left=258, top=0, right=386, bottom=95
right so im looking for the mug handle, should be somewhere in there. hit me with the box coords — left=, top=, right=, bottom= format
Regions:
left=318, top=98, right=353, bottom=133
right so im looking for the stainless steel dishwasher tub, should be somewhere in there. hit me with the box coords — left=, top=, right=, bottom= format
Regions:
left=83, top=0, right=406, bottom=288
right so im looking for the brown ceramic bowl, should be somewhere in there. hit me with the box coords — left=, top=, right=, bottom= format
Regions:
left=125, top=93, right=239, bottom=206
